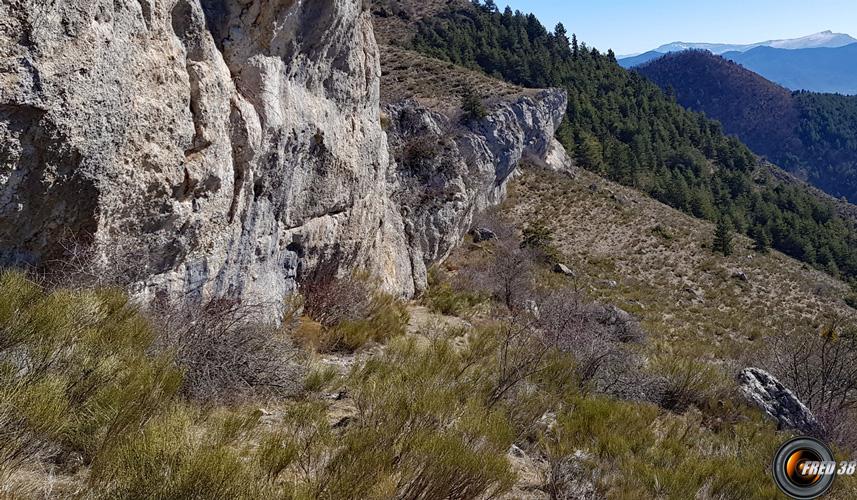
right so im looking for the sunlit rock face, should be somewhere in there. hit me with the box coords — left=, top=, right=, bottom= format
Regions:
left=0, top=0, right=568, bottom=319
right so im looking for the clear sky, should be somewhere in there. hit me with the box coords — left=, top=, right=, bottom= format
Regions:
left=499, top=0, right=857, bottom=56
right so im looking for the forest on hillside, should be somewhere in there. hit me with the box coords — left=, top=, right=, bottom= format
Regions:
left=408, top=0, right=857, bottom=284
left=794, top=92, right=857, bottom=201
left=635, top=50, right=857, bottom=206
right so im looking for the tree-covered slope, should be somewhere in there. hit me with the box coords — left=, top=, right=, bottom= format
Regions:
left=405, top=1, right=857, bottom=282
left=636, top=50, right=857, bottom=205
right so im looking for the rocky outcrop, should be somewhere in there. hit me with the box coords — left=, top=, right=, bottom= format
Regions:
left=738, top=367, right=821, bottom=434
left=386, top=90, right=568, bottom=292
left=0, top=0, right=568, bottom=318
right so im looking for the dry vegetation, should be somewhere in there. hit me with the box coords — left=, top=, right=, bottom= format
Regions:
left=379, top=44, right=533, bottom=114
left=6, top=199, right=857, bottom=497
left=371, top=0, right=470, bottom=46
left=504, top=166, right=857, bottom=361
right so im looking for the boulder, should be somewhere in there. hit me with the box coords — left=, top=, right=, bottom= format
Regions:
left=553, top=263, right=576, bottom=277
left=471, top=227, right=497, bottom=243
left=732, top=271, right=749, bottom=282
left=737, top=368, right=820, bottom=434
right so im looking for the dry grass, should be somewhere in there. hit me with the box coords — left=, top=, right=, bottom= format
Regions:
left=501, top=167, right=857, bottom=361
left=371, top=0, right=471, bottom=46
left=380, top=44, right=533, bottom=113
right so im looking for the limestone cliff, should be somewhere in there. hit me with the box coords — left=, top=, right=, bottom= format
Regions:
left=0, top=0, right=567, bottom=316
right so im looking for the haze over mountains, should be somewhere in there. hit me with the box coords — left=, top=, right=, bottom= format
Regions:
left=619, top=31, right=857, bottom=94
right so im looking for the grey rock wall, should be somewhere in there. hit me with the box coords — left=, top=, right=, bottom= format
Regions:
left=0, top=0, right=568, bottom=318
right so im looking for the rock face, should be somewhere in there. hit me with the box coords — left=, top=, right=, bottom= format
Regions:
left=386, top=90, right=568, bottom=292
left=0, top=0, right=567, bottom=317
left=738, top=367, right=820, bottom=434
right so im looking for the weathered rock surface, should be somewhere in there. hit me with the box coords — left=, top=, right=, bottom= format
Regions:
left=0, top=0, right=567, bottom=318
left=386, top=90, right=567, bottom=291
left=738, top=367, right=820, bottom=434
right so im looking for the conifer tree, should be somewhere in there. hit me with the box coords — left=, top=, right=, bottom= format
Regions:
left=461, top=86, right=487, bottom=122
left=713, top=217, right=734, bottom=256
left=750, top=224, right=771, bottom=254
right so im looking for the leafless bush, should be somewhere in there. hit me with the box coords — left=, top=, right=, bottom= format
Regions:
left=763, top=319, right=857, bottom=448
left=298, top=269, right=410, bottom=353
left=301, top=271, right=375, bottom=328
left=538, top=287, right=648, bottom=398
left=43, top=230, right=154, bottom=290
left=460, top=212, right=650, bottom=402
left=461, top=231, right=537, bottom=313
left=150, top=296, right=305, bottom=403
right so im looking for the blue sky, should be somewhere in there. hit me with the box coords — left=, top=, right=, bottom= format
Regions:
left=499, top=0, right=857, bottom=55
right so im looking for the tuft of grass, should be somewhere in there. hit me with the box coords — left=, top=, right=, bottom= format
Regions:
left=0, top=271, right=182, bottom=477
left=92, top=406, right=272, bottom=499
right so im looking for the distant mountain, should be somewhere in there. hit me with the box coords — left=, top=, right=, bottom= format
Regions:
left=636, top=50, right=857, bottom=203
left=722, top=44, right=857, bottom=95
left=618, top=30, right=857, bottom=68
left=618, top=51, right=669, bottom=68
left=651, top=30, right=855, bottom=55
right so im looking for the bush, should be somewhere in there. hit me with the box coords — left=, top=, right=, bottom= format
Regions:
left=461, top=87, right=487, bottom=122
left=542, top=395, right=783, bottom=499
left=521, top=221, right=562, bottom=265
left=313, top=337, right=516, bottom=499
left=764, top=320, right=857, bottom=449
left=299, top=272, right=409, bottom=352
left=150, top=297, right=305, bottom=403
left=423, top=267, right=485, bottom=316
left=93, top=406, right=272, bottom=499
left=0, top=271, right=182, bottom=476
left=650, top=357, right=725, bottom=413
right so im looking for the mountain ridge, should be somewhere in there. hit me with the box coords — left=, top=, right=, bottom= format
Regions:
left=620, top=30, right=857, bottom=59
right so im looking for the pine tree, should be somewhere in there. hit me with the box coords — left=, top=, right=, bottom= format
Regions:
left=571, top=33, right=579, bottom=58
left=461, top=86, right=487, bottom=122
left=713, top=217, right=734, bottom=256
left=750, top=224, right=771, bottom=253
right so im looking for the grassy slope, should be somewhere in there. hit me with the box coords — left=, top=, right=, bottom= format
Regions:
left=504, top=167, right=856, bottom=359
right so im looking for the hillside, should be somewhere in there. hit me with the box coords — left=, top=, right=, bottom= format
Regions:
left=6, top=1, right=857, bottom=498
left=635, top=51, right=802, bottom=166
left=404, top=1, right=857, bottom=286
left=636, top=50, right=857, bottom=204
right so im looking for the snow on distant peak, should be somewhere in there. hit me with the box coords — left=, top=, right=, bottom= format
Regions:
left=648, top=31, right=857, bottom=56
left=768, top=31, right=857, bottom=50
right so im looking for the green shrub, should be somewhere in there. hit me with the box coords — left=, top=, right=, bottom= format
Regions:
left=311, top=337, right=516, bottom=499
left=651, top=356, right=726, bottom=413
left=0, top=271, right=181, bottom=475
left=544, top=395, right=783, bottom=499
left=423, top=268, right=484, bottom=316
left=651, top=224, right=674, bottom=241
left=521, top=221, right=562, bottom=265
left=93, top=406, right=272, bottom=499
